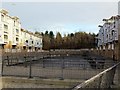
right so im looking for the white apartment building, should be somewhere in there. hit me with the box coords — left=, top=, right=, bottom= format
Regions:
left=97, top=15, right=120, bottom=50
left=21, top=28, right=42, bottom=51
left=0, top=9, right=42, bottom=51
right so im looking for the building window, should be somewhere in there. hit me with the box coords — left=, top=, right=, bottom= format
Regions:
left=4, top=35, right=8, bottom=40
left=37, top=42, right=39, bottom=45
left=14, top=21, right=15, bottom=26
left=114, top=25, right=115, bottom=28
left=16, top=37, right=19, bottom=42
left=111, top=30, right=115, bottom=39
left=4, top=24, right=8, bottom=30
left=32, top=41, right=33, bottom=44
left=26, top=40, right=28, bottom=43
left=16, top=29, right=19, bottom=34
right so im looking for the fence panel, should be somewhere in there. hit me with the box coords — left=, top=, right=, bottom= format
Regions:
left=1, top=51, right=117, bottom=88
left=73, top=62, right=119, bottom=89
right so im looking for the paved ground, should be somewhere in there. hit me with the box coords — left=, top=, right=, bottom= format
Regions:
left=2, top=76, right=85, bottom=88
left=3, top=66, right=103, bottom=79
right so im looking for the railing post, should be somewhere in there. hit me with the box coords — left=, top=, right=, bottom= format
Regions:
left=1, top=58, right=3, bottom=76
left=0, top=48, right=3, bottom=76
left=60, top=57, right=64, bottom=80
left=7, top=56, right=9, bottom=66
left=108, top=67, right=116, bottom=88
left=73, top=62, right=120, bottom=89
left=118, top=61, right=120, bottom=86
left=118, top=33, right=120, bottom=86
left=29, top=56, right=32, bottom=78
left=43, top=59, right=45, bottom=68
left=110, top=67, right=116, bottom=85
left=24, top=56, right=27, bottom=67
left=98, top=74, right=103, bottom=88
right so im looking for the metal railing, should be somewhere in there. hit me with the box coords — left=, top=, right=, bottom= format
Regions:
left=1, top=50, right=117, bottom=88
left=73, top=62, right=120, bottom=89
left=1, top=51, right=106, bottom=79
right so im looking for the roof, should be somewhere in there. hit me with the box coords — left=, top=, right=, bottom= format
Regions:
left=21, top=28, right=42, bottom=38
left=0, top=9, right=8, bottom=14
left=12, top=16, right=19, bottom=20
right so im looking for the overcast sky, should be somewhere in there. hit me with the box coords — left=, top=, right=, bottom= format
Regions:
left=1, top=0, right=119, bottom=35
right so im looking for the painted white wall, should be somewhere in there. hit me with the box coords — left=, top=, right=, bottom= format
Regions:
left=20, top=29, right=42, bottom=48
left=0, top=9, right=42, bottom=49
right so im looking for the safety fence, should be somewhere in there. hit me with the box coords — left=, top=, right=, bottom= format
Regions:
left=2, top=52, right=115, bottom=80
left=1, top=50, right=117, bottom=88
left=73, top=62, right=120, bottom=89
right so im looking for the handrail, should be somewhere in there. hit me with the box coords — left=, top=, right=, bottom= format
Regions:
left=73, top=61, right=120, bottom=89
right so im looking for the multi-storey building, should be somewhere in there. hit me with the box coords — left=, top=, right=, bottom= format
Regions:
left=98, top=16, right=119, bottom=49
left=97, top=15, right=120, bottom=60
left=0, top=9, right=42, bottom=52
left=21, top=28, right=42, bottom=51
